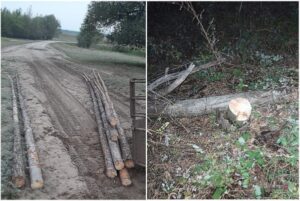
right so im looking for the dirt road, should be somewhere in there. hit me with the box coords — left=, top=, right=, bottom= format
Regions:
left=2, top=41, right=145, bottom=199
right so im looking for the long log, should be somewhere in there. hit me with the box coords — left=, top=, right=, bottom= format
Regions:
left=96, top=73, right=134, bottom=168
left=92, top=70, right=117, bottom=128
left=90, top=78, right=124, bottom=170
left=16, top=75, right=43, bottom=189
left=8, top=75, right=25, bottom=188
left=148, top=60, right=223, bottom=91
left=92, top=72, right=118, bottom=141
left=83, top=74, right=117, bottom=178
left=149, top=89, right=296, bottom=117
left=159, top=63, right=195, bottom=95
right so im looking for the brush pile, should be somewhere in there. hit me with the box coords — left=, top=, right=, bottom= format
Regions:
left=82, top=71, right=134, bottom=186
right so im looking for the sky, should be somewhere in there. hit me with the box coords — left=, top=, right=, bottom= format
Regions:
left=1, top=1, right=91, bottom=31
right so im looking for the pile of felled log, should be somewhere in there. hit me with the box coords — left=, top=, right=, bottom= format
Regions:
left=9, top=74, right=44, bottom=189
left=82, top=71, right=134, bottom=186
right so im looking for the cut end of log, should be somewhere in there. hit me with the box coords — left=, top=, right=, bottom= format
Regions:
left=31, top=180, right=44, bottom=189
left=110, top=129, right=119, bottom=141
left=106, top=168, right=117, bottom=178
left=119, top=168, right=132, bottom=186
left=13, top=176, right=25, bottom=188
left=109, top=118, right=117, bottom=127
left=228, top=97, right=252, bottom=122
left=124, top=159, right=135, bottom=169
left=114, top=160, right=125, bottom=170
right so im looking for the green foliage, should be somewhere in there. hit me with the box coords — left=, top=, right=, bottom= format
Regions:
left=195, top=69, right=226, bottom=82
left=253, top=185, right=262, bottom=199
left=148, top=2, right=298, bottom=71
left=254, top=51, right=283, bottom=67
left=277, top=118, right=299, bottom=166
left=78, top=2, right=145, bottom=48
left=1, top=8, right=60, bottom=40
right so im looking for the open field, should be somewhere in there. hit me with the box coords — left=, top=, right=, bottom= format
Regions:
left=51, top=42, right=145, bottom=68
left=1, top=41, right=145, bottom=199
left=1, top=37, right=37, bottom=48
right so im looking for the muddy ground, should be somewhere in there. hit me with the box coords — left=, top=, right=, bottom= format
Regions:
left=1, top=41, right=145, bottom=199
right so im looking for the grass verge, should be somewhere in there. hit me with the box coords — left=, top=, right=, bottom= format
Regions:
left=51, top=42, right=145, bottom=68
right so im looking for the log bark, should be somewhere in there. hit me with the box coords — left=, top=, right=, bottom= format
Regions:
left=90, top=78, right=124, bottom=170
left=159, top=63, right=195, bottom=95
left=149, top=89, right=295, bottom=117
left=96, top=73, right=134, bottom=168
left=119, top=168, right=132, bottom=186
left=83, top=74, right=117, bottom=178
left=92, top=71, right=117, bottom=128
left=148, top=60, right=223, bottom=91
left=16, top=75, right=43, bottom=189
left=8, top=75, right=25, bottom=188
left=92, top=73, right=118, bottom=141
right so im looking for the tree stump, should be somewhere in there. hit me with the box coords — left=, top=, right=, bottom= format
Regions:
left=227, top=97, right=252, bottom=124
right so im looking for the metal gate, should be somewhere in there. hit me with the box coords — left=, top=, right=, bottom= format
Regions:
left=130, top=79, right=145, bottom=167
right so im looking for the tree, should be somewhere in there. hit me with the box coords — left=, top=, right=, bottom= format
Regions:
left=78, top=2, right=145, bottom=48
left=1, top=7, right=60, bottom=40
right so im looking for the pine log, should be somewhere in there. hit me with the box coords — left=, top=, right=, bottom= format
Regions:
left=92, top=76, right=118, bottom=141
left=90, top=79, right=124, bottom=170
left=16, top=75, right=43, bottom=189
left=119, top=168, right=132, bottom=186
left=83, top=74, right=117, bottom=178
left=149, top=89, right=295, bottom=117
left=92, top=70, right=117, bottom=128
left=96, top=73, right=134, bottom=168
left=148, top=60, right=223, bottom=91
left=227, top=97, right=252, bottom=123
left=159, top=63, right=195, bottom=95
left=8, top=75, right=26, bottom=188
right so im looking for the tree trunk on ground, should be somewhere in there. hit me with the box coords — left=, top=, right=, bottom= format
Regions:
left=119, top=168, right=132, bottom=186
left=83, top=74, right=117, bottom=178
left=149, top=89, right=296, bottom=117
left=92, top=71, right=117, bottom=128
left=91, top=80, right=124, bottom=170
left=8, top=75, right=25, bottom=188
left=96, top=73, right=134, bottom=168
left=159, top=63, right=195, bottom=95
left=16, top=75, right=43, bottom=189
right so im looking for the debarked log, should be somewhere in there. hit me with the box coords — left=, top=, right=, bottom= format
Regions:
left=149, top=89, right=296, bottom=117
left=83, top=74, right=117, bottom=178
left=16, top=75, right=43, bottom=189
left=96, top=72, right=134, bottom=168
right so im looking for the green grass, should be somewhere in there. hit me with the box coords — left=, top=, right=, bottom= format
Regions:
left=1, top=37, right=36, bottom=49
left=53, top=33, right=77, bottom=43
left=1, top=72, right=19, bottom=199
left=148, top=99, right=298, bottom=199
left=91, top=43, right=145, bottom=57
left=51, top=42, right=145, bottom=68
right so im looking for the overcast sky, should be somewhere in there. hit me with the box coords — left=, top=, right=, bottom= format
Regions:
left=1, top=1, right=91, bottom=31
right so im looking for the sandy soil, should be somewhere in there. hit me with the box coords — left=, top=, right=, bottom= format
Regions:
left=1, top=41, right=145, bottom=199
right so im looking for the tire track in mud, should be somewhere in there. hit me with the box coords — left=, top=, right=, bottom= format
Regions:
left=3, top=41, right=145, bottom=199
left=28, top=53, right=105, bottom=198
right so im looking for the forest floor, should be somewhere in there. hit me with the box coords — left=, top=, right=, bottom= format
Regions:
left=1, top=40, right=145, bottom=199
left=147, top=55, right=298, bottom=199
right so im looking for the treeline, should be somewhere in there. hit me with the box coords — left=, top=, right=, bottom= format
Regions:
left=78, top=1, right=145, bottom=48
left=1, top=8, right=60, bottom=40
